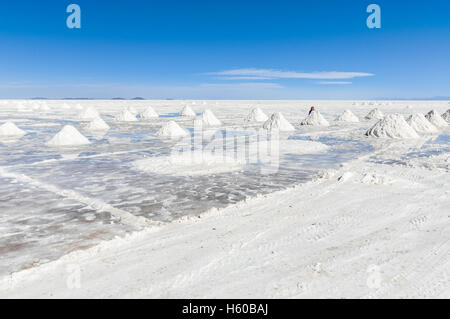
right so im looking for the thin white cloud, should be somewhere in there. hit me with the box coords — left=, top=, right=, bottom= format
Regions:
left=207, top=68, right=374, bottom=80
left=200, top=82, right=283, bottom=89
left=317, top=81, right=353, bottom=85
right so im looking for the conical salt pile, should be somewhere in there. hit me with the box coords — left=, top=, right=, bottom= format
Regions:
left=0, top=122, right=26, bottom=137
left=140, top=106, right=159, bottom=119
left=46, top=125, right=91, bottom=146
left=39, top=104, right=51, bottom=111
left=86, top=117, right=110, bottom=131
left=425, top=110, right=448, bottom=127
left=179, top=105, right=196, bottom=117
left=263, top=112, right=295, bottom=131
left=156, top=121, right=189, bottom=138
left=335, top=110, right=359, bottom=123
left=80, top=107, right=100, bottom=120
left=365, top=108, right=384, bottom=120
left=406, top=113, right=439, bottom=134
left=366, top=114, right=419, bottom=139
left=199, top=109, right=222, bottom=126
left=300, top=110, right=330, bottom=126
left=115, top=109, right=138, bottom=122
left=442, top=109, right=450, bottom=123
left=245, top=107, right=269, bottom=123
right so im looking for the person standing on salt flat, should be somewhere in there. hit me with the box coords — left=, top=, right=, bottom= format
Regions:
left=140, top=106, right=159, bottom=119
left=46, top=125, right=91, bottom=147
left=308, top=107, right=315, bottom=115
left=300, top=109, right=330, bottom=126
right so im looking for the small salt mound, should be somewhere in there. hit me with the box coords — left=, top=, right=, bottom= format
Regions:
left=245, top=107, right=269, bottom=123
left=115, top=109, right=138, bottom=122
left=140, top=106, right=159, bottom=119
left=156, top=121, right=189, bottom=138
left=199, top=109, right=222, bottom=126
left=85, top=117, right=110, bottom=131
left=80, top=107, right=100, bottom=120
left=365, top=108, right=384, bottom=120
left=179, top=105, right=196, bottom=117
left=425, top=110, right=448, bottom=127
left=263, top=112, right=295, bottom=131
left=255, top=139, right=329, bottom=156
left=442, top=109, right=450, bottom=123
left=300, top=110, right=330, bottom=126
left=335, top=110, right=359, bottom=123
left=366, top=114, right=419, bottom=139
left=406, top=113, right=439, bottom=134
left=0, top=122, right=26, bottom=137
left=46, top=125, right=91, bottom=147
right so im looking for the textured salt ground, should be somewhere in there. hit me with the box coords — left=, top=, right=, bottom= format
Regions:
left=2, top=146, right=449, bottom=298
left=0, top=100, right=449, bottom=297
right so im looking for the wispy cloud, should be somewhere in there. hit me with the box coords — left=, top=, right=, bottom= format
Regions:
left=317, top=81, right=353, bottom=85
left=207, top=68, right=374, bottom=80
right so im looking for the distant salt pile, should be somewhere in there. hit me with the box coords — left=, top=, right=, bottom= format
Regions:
left=156, top=121, right=188, bottom=139
left=335, top=110, right=359, bottom=123
left=365, top=108, right=384, bottom=120
left=46, top=125, right=91, bottom=146
left=80, top=107, right=100, bottom=120
left=40, top=104, right=51, bottom=111
left=300, top=110, right=330, bottom=126
left=86, top=117, right=110, bottom=131
left=115, top=109, right=138, bottom=122
left=179, top=105, right=196, bottom=117
left=425, top=110, right=448, bottom=127
left=366, top=114, right=419, bottom=139
left=199, top=109, right=222, bottom=126
left=245, top=107, right=269, bottom=123
left=406, top=113, right=439, bottom=134
left=140, top=106, right=159, bottom=119
left=263, top=112, right=295, bottom=131
left=74, top=104, right=84, bottom=110
left=0, top=122, right=26, bottom=137
left=442, top=109, right=450, bottom=123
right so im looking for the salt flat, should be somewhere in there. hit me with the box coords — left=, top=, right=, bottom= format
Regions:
left=0, top=99, right=449, bottom=298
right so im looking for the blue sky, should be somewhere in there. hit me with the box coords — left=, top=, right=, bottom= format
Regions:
left=0, top=0, right=449, bottom=99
